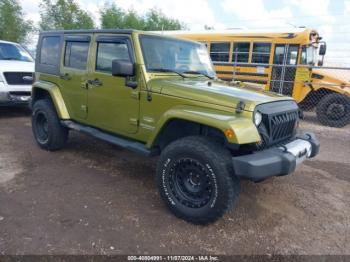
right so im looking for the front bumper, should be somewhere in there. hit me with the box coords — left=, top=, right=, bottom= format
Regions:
left=0, top=91, right=31, bottom=106
left=232, top=132, right=320, bottom=182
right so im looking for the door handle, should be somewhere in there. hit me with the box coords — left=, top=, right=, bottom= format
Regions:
left=87, top=79, right=103, bottom=87
left=60, top=73, right=71, bottom=81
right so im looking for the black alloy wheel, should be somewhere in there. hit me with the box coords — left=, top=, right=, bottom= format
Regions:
left=168, top=158, right=214, bottom=209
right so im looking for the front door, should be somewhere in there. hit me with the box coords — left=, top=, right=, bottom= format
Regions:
left=59, top=35, right=91, bottom=121
left=87, top=34, right=139, bottom=134
left=270, top=44, right=299, bottom=96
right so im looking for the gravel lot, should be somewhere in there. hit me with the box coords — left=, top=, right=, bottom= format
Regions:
left=0, top=107, right=349, bottom=255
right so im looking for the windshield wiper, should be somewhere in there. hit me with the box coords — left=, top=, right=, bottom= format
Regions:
left=182, top=70, right=215, bottom=80
left=149, top=68, right=187, bottom=78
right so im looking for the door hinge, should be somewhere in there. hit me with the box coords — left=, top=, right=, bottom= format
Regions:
left=129, top=118, right=139, bottom=126
left=81, top=105, right=88, bottom=112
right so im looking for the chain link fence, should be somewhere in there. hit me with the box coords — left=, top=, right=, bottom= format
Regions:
left=226, top=63, right=350, bottom=128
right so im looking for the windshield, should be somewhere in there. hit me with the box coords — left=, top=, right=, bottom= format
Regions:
left=0, top=42, right=34, bottom=62
left=301, top=45, right=318, bottom=65
left=139, top=35, right=216, bottom=78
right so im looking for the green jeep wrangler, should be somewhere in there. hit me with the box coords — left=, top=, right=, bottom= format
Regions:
left=32, top=30, right=320, bottom=224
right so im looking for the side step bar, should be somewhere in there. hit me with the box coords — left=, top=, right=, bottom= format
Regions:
left=61, top=120, right=158, bottom=157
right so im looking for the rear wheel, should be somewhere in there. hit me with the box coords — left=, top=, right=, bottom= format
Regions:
left=32, top=99, right=68, bottom=150
left=316, top=93, right=350, bottom=127
left=156, top=136, right=240, bottom=225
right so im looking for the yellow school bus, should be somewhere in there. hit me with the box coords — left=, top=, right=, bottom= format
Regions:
left=164, top=29, right=350, bottom=127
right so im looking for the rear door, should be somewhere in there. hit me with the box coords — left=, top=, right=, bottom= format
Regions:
left=86, top=34, right=139, bottom=134
left=59, top=35, right=91, bottom=121
left=270, top=44, right=299, bottom=96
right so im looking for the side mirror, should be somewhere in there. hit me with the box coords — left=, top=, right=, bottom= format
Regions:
left=112, top=60, right=134, bottom=77
left=319, top=43, right=326, bottom=56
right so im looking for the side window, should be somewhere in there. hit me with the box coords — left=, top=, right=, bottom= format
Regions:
left=96, top=42, right=130, bottom=73
left=210, top=42, right=230, bottom=62
left=300, top=46, right=307, bottom=64
left=274, top=46, right=286, bottom=64
left=287, top=45, right=299, bottom=65
left=252, top=43, right=271, bottom=64
left=40, top=36, right=60, bottom=66
left=232, top=42, right=250, bottom=63
left=64, top=41, right=90, bottom=70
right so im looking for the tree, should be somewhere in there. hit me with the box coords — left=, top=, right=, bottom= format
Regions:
left=39, top=0, right=95, bottom=30
left=100, top=2, right=185, bottom=30
left=0, top=0, right=34, bottom=43
left=122, top=9, right=145, bottom=30
left=100, top=2, right=125, bottom=29
left=144, top=8, right=184, bottom=31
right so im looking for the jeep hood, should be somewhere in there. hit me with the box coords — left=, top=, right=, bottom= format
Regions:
left=148, top=78, right=294, bottom=112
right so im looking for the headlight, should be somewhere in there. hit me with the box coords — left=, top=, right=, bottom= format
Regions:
left=254, top=111, right=262, bottom=126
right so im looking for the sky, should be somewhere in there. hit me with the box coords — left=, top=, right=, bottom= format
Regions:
left=19, top=0, right=350, bottom=66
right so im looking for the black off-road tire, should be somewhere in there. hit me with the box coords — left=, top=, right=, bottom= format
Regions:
left=156, top=136, right=240, bottom=225
left=32, top=99, right=68, bottom=151
left=316, top=93, right=350, bottom=127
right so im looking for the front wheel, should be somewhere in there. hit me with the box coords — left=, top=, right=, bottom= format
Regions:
left=156, top=136, right=240, bottom=225
left=32, top=99, right=69, bottom=151
left=316, top=93, right=350, bottom=127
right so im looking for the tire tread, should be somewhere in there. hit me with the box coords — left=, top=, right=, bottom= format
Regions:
left=156, top=136, right=240, bottom=225
left=32, top=99, right=68, bottom=151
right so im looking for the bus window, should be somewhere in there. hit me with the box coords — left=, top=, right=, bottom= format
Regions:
left=209, top=42, right=230, bottom=62
left=301, top=45, right=320, bottom=65
left=301, top=46, right=307, bottom=64
left=232, top=42, right=250, bottom=63
left=274, top=46, right=285, bottom=64
left=252, top=43, right=271, bottom=64
left=287, top=46, right=299, bottom=65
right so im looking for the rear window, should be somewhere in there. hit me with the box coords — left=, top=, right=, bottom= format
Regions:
left=40, top=36, right=60, bottom=66
left=210, top=42, right=230, bottom=62
left=64, top=41, right=89, bottom=70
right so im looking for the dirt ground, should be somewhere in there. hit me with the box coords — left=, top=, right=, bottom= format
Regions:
left=0, top=107, right=349, bottom=255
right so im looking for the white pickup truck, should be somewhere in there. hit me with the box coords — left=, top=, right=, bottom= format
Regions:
left=0, top=40, right=34, bottom=106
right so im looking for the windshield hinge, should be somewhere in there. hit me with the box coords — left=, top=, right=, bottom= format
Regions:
left=131, top=90, right=140, bottom=100
left=236, top=100, right=246, bottom=113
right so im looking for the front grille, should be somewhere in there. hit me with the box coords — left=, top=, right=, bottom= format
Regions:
left=255, top=101, right=299, bottom=150
left=270, top=111, right=298, bottom=142
left=3, top=72, right=33, bottom=85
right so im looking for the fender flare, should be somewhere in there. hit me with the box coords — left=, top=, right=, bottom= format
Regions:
left=32, top=81, right=70, bottom=119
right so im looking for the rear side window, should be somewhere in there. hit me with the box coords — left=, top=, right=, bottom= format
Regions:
left=64, top=41, right=89, bottom=70
left=252, top=43, right=271, bottom=64
left=210, top=42, right=230, bottom=62
left=40, top=36, right=60, bottom=66
left=232, top=42, right=250, bottom=63
left=96, top=42, right=130, bottom=73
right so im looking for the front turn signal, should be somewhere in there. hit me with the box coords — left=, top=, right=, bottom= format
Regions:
left=225, top=128, right=235, bottom=139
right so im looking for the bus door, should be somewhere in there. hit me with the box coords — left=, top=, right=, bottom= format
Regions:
left=270, top=44, right=299, bottom=96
